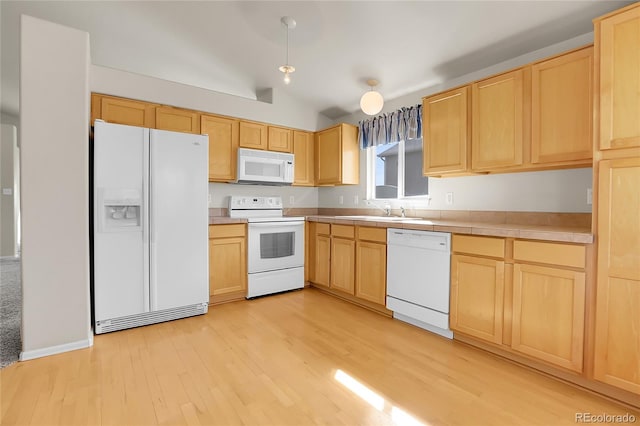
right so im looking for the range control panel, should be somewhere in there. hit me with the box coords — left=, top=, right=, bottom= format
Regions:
left=229, top=196, right=283, bottom=210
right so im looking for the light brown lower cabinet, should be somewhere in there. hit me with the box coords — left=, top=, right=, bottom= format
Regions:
left=593, top=157, right=640, bottom=395
left=330, top=225, right=356, bottom=294
left=311, top=223, right=331, bottom=288
left=450, top=235, right=588, bottom=373
left=308, top=223, right=388, bottom=313
left=450, top=254, right=505, bottom=344
left=511, top=263, right=585, bottom=372
left=208, top=224, right=247, bottom=304
left=355, top=241, right=386, bottom=305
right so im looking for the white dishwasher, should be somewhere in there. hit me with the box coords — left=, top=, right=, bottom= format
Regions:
left=386, top=228, right=453, bottom=339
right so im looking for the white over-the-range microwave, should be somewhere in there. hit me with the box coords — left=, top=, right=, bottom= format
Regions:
left=236, top=148, right=294, bottom=185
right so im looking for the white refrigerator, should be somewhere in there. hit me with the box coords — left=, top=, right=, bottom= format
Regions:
left=93, top=120, right=209, bottom=334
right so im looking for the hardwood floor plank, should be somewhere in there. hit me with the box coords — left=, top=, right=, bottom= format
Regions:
left=1, top=288, right=637, bottom=425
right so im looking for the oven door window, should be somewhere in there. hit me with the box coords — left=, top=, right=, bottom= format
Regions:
left=260, top=231, right=294, bottom=259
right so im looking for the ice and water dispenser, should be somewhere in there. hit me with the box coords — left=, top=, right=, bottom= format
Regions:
left=98, top=188, right=142, bottom=232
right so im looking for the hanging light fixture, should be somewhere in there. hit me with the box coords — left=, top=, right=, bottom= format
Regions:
left=360, top=79, right=384, bottom=115
left=278, top=16, right=296, bottom=85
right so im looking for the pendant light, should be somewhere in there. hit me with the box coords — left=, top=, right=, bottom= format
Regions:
left=360, top=79, right=384, bottom=115
left=278, top=16, right=296, bottom=85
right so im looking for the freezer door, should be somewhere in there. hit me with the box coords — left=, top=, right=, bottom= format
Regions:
left=149, top=129, right=209, bottom=311
left=93, top=121, right=150, bottom=321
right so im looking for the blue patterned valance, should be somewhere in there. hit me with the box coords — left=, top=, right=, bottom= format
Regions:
left=358, top=104, right=422, bottom=149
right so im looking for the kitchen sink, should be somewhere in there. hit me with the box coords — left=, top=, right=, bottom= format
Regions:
left=337, top=215, right=422, bottom=222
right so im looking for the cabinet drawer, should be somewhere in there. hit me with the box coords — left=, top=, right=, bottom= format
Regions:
left=316, top=222, right=331, bottom=235
left=453, top=235, right=505, bottom=258
left=357, top=226, right=387, bottom=243
left=514, top=240, right=585, bottom=269
left=332, top=224, right=355, bottom=239
left=209, top=224, right=246, bottom=239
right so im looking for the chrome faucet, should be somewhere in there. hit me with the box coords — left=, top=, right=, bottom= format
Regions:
left=400, top=206, right=406, bottom=218
left=383, top=203, right=391, bottom=216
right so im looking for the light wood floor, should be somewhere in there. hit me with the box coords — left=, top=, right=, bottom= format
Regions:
left=1, top=288, right=637, bottom=425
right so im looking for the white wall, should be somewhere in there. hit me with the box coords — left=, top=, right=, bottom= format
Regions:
left=318, top=150, right=592, bottom=212
left=20, top=15, right=92, bottom=358
left=91, top=65, right=332, bottom=132
left=209, top=183, right=318, bottom=209
left=0, top=124, right=18, bottom=256
left=321, top=33, right=595, bottom=213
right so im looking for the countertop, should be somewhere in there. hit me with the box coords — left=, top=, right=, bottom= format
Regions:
left=305, top=215, right=593, bottom=244
left=209, top=215, right=593, bottom=243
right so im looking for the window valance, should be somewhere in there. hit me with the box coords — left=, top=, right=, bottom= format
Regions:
left=358, top=104, right=422, bottom=149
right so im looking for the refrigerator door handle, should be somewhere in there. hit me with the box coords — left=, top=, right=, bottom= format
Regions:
left=142, top=130, right=151, bottom=311
left=149, top=130, right=158, bottom=311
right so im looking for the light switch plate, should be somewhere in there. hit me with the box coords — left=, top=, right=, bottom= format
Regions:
left=2, top=188, right=12, bottom=195
left=446, top=192, right=454, bottom=205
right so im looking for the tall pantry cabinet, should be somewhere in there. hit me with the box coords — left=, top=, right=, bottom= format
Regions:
left=592, top=3, right=640, bottom=396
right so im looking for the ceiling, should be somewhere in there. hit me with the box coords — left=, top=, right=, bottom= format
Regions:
left=0, top=1, right=632, bottom=119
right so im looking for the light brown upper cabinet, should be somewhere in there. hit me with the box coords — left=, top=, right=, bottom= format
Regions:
left=471, top=68, right=526, bottom=171
left=239, top=120, right=268, bottom=150
left=155, top=106, right=200, bottom=134
left=201, top=114, right=239, bottom=182
left=593, top=157, right=640, bottom=395
left=422, top=87, right=470, bottom=175
left=531, top=47, right=593, bottom=165
left=315, top=123, right=359, bottom=185
left=267, top=126, right=293, bottom=153
left=92, top=94, right=157, bottom=128
left=597, top=4, right=640, bottom=150
left=293, top=130, right=314, bottom=186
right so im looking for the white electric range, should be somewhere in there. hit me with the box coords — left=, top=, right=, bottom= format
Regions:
left=228, top=196, right=305, bottom=298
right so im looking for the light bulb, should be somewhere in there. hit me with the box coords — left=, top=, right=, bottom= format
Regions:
left=360, top=90, right=384, bottom=115
left=283, top=72, right=291, bottom=85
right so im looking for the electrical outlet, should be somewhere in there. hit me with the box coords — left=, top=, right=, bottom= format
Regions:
left=353, top=195, right=359, bottom=205
left=208, top=193, right=212, bottom=205
left=587, top=188, right=592, bottom=205
left=339, top=195, right=344, bottom=205
left=289, top=195, right=295, bottom=205
left=446, top=192, right=454, bottom=205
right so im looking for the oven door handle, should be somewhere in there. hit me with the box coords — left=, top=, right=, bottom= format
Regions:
left=248, top=221, right=304, bottom=228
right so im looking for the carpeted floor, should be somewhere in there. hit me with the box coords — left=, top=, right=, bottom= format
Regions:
left=0, top=257, right=21, bottom=368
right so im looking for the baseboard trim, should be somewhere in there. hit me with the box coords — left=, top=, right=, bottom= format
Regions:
left=19, top=337, right=93, bottom=361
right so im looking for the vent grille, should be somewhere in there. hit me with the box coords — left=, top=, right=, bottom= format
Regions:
left=96, top=303, right=208, bottom=334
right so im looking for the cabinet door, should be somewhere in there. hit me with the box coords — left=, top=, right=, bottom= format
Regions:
left=472, top=69, right=524, bottom=171
left=355, top=241, right=386, bottom=305
left=598, top=5, right=640, bottom=150
left=594, top=157, right=640, bottom=394
left=314, top=235, right=331, bottom=287
left=422, top=87, right=469, bottom=174
left=331, top=237, right=355, bottom=294
left=156, top=106, right=200, bottom=134
left=531, top=47, right=593, bottom=164
left=201, top=115, right=239, bottom=182
left=316, top=126, right=341, bottom=185
left=209, top=236, right=247, bottom=296
left=268, top=126, right=293, bottom=153
left=293, top=130, right=314, bottom=186
left=512, top=264, right=585, bottom=372
left=239, top=121, right=268, bottom=150
left=450, top=254, right=505, bottom=344
left=99, top=95, right=157, bottom=128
